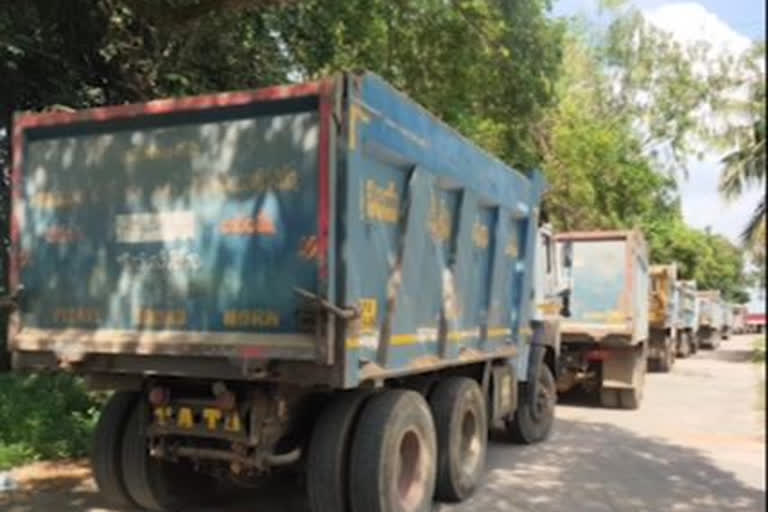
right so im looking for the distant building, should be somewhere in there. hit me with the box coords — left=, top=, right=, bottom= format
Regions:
left=745, top=313, right=766, bottom=334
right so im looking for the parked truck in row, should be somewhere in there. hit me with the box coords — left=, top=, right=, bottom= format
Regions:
left=554, top=230, right=649, bottom=409
left=722, top=302, right=733, bottom=340
left=647, top=264, right=678, bottom=372
left=5, top=72, right=565, bottom=512
left=674, top=280, right=700, bottom=357
left=696, top=290, right=724, bottom=349
left=732, top=304, right=748, bottom=335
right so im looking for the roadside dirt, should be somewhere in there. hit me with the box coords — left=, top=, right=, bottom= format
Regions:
left=1, top=335, right=765, bottom=512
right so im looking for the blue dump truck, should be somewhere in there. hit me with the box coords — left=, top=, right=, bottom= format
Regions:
left=674, top=279, right=700, bottom=357
left=6, top=72, right=561, bottom=512
left=554, top=230, right=649, bottom=409
left=647, top=264, right=678, bottom=372
left=696, top=290, right=724, bottom=349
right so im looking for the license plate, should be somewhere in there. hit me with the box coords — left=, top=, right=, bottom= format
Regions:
left=153, top=405, right=242, bottom=433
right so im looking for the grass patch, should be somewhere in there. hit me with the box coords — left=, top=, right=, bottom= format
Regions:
left=0, top=374, right=103, bottom=470
left=754, top=337, right=766, bottom=363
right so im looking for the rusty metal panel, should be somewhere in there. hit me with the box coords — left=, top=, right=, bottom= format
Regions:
left=649, top=264, right=678, bottom=328
left=556, top=230, right=649, bottom=344
left=697, top=290, right=723, bottom=328
left=342, top=73, right=545, bottom=386
left=11, top=73, right=547, bottom=386
left=13, top=89, right=327, bottom=363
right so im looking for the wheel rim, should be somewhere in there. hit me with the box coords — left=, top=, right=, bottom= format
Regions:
left=458, top=408, right=482, bottom=482
left=396, top=429, right=427, bottom=511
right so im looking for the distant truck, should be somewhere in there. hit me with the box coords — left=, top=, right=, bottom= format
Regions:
left=732, top=304, right=748, bottom=334
left=674, top=280, right=700, bottom=357
left=722, top=303, right=733, bottom=340
left=696, top=290, right=724, bottom=349
left=554, top=230, right=649, bottom=409
left=6, top=72, right=561, bottom=512
left=647, top=264, right=678, bottom=372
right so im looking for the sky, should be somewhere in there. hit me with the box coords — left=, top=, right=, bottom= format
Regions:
left=552, top=0, right=765, bottom=311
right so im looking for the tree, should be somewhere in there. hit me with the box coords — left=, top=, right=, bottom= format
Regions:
left=644, top=219, right=750, bottom=303
left=598, top=6, right=734, bottom=176
left=535, top=35, right=679, bottom=231
left=536, top=32, right=750, bottom=303
left=269, top=0, right=565, bottom=169
left=718, top=42, right=766, bottom=245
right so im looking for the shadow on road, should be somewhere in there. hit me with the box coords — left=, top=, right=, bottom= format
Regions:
left=448, top=418, right=765, bottom=512
left=2, top=417, right=763, bottom=512
left=695, top=348, right=757, bottom=363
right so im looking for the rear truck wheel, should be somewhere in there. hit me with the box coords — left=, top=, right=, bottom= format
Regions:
left=349, top=390, right=437, bottom=512
left=690, top=335, right=699, bottom=354
left=428, top=377, right=487, bottom=503
left=307, top=390, right=371, bottom=512
left=121, top=401, right=213, bottom=511
left=507, top=361, right=556, bottom=444
left=657, top=343, right=674, bottom=373
left=91, top=391, right=140, bottom=508
left=676, top=334, right=691, bottom=358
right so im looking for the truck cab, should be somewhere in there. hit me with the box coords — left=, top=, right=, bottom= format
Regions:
left=533, top=224, right=572, bottom=324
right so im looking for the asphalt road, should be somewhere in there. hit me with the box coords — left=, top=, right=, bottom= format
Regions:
left=1, top=334, right=765, bottom=512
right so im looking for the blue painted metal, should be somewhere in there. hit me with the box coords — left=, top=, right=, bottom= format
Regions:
left=13, top=72, right=545, bottom=388
left=20, top=112, right=321, bottom=336
left=556, top=231, right=649, bottom=344
left=342, top=73, right=545, bottom=386
left=697, top=290, right=724, bottom=328
left=676, top=280, right=698, bottom=331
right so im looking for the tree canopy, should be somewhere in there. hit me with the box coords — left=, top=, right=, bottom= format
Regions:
left=0, top=0, right=757, bottom=302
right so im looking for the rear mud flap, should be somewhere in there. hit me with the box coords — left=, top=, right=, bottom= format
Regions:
left=602, top=344, right=646, bottom=389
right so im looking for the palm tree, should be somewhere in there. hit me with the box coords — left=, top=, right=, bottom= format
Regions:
left=718, top=42, right=766, bottom=245
left=719, top=117, right=765, bottom=243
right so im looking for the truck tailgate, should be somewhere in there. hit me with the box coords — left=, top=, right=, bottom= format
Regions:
left=11, top=84, right=330, bottom=361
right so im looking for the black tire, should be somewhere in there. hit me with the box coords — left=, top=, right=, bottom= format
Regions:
left=677, top=333, right=691, bottom=358
left=429, top=378, right=487, bottom=503
left=349, top=390, right=437, bottom=512
left=507, top=362, right=556, bottom=444
left=121, top=402, right=213, bottom=511
left=91, top=391, right=139, bottom=508
left=657, top=345, right=674, bottom=373
left=307, top=390, right=371, bottom=512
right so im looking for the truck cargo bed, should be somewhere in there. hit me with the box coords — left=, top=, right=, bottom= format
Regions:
left=555, top=230, right=649, bottom=345
left=9, top=72, right=544, bottom=388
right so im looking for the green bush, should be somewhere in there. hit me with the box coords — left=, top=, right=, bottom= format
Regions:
left=0, top=374, right=103, bottom=470
left=754, top=338, right=766, bottom=363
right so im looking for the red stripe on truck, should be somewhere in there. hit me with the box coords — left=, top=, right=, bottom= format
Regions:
left=13, top=82, right=323, bottom=129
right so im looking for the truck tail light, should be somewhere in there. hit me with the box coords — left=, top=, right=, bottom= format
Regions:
left=148, top=386, right=170, bottom=406
left=586, top=350, right=610, bottom=361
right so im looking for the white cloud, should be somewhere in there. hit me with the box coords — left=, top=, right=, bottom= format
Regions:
left=643, top=2, right=752, bottom=55
left=640, top=3, right=759, bottom=245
